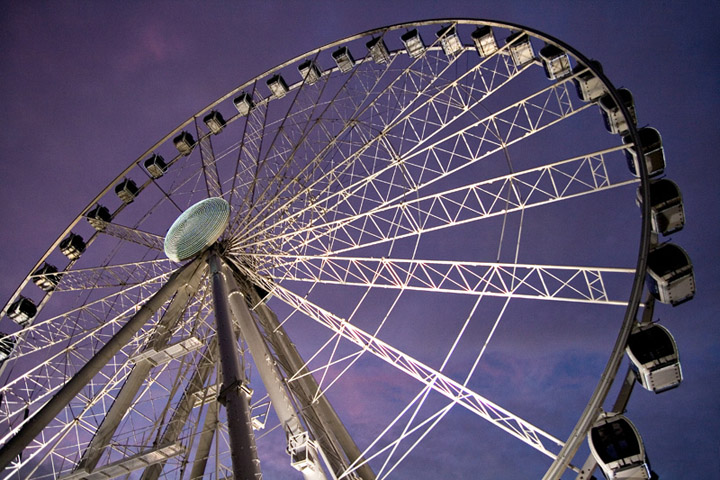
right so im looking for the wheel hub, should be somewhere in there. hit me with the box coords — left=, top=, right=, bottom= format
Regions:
left=164, top=197, right=230, bottom=262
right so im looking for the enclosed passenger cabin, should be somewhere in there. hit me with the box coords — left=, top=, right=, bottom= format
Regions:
left=471, top=26, right=498, bottom=58
left=332, top=46, right=355, bottom=73
left=637, top=179, right=685, bottom=236
left=0, top=333, right=15, bottom=363
left=233, top=92, right=255, bottom=116
left=203, top=110, right=226, bottom=134
left=588, top=414, right=651, bottom=480
left=86, top=204, right=111, bottom=231
left=573, top=60, right=606, bottom=103
left=505, top=32, right=535, bottom=68
left=623, top=127, right=665, bottom=178
left=59, top=232, right=86, bottom=260
left=646, top=243, right=695, bottom=306
left=366, top=37, right=390, bottom=64
left=115, top=178, right=139, bottom=203
left=32, top=263, right=61, bottom=292
left=599, top=88, right=637, bottom=135
left=539, top=44, right=571, bottom=80
left=7, top=297, right=37, bottom=326
left=627, top=323, right=682, bottom=393
left=298, top=60, right=322, bottom=84
left=173, top=131, right=195, bottom=156
left=267, top=74, right=289, bottom=99
left=436, top=25, right=463, bottom=56
left=144, top=154, right=167, bottom=179
left=401, top=29, right=425, bottom=58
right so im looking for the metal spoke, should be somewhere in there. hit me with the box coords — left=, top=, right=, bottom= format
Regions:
left=92, top=221, right=166, bottom=252
left=0, top=253, right=208, bottom=471
left=0, top=19, right=662, bottom=480
left=249, top=255, right=633, bottom=305
left=194, top=117, right=224, bottom=198
left=237, top=147, right=635, bottom=257
left=238, top=270, right=566, bottom=459
left=30, top=259, right=175, bottom=292
left=233, top=44, right=536, bottom=247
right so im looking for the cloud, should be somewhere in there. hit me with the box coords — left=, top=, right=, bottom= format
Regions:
left=116, top=23, right=185, bottom=73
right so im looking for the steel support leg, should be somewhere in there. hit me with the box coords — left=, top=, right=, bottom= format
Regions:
left=140, top=339, right=219, bottom=480
left=189, top=397, right=220, bottom=480
left=0, top=253, right=208, bottom=471
left=224, top=261, right=373, bottom=479
left=209, top=254, right=261, bottom=480
left=250, top=294, right=375, bottom=480
left=224, top=266, right=327, bottom=480
left=75, top=263, right=207, bottom=473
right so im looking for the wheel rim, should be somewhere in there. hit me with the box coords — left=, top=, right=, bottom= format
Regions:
left=0, top=20, right=650, bottom=479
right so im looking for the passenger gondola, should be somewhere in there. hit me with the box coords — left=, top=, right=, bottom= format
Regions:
left=573, top=60, right=606, bottom=103
left=539, top=44, right=571, bottom=80
left=436, top=25, right=463, bottom=57
left=7, top=297, right=37, bottom=326
left=646, top=243, right=695, bottom=306
left=86, top=204, right=112, bottom=232
left=627, top=323, right=682, bottom=393
left=636, top=178, right=685, bottom=235
left=588, top=413, right=651, bottom=480
left=332, top=46, right=355, bottom=73
left=32, top=263, right=61, bottom=292
left=267, top=74, right=289, bottom=98
left=144, top=154, right=167, bottom=179
left=623, top=127, right=665, bottom=178
left=59, top=232, right=86, bottom=260
left=471, top=26, right=497, bottom=58
left=298, top=59, right=322, bottom=84
left=233, top=92, right=255, bottom=116
left=401, top=29, right=425, bottom=58
left=366, top=37, right=390, bottom=64
left=203, top=110, right=226, bottom=134
left=598, top=88, right=636, bottom=135
left=115, top=178, right=139, bottom=203
left=505, top=31, right=534, bottom=68
left=173, top=131, right=195, bottom=156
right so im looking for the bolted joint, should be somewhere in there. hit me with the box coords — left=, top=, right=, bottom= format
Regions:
left=217, top=380, right=253, bottom=406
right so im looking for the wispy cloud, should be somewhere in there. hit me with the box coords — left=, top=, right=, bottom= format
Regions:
left=116, top=23, right=185, bottom=73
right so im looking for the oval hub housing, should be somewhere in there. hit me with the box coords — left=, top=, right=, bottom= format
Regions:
left=164, top=197, right=230, bottom=262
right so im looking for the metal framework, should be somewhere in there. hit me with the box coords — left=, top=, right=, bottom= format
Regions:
left=0, top=19, right=656, bottom=479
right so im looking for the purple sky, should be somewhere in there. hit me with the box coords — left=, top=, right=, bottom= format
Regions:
left=1, top=1, right=719, bottom=478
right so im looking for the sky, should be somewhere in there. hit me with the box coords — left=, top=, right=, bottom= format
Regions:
left=1, top=1, right=719, bottom=479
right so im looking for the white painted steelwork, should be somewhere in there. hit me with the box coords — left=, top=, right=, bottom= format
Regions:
left=1, top=19, right=682, bottom=480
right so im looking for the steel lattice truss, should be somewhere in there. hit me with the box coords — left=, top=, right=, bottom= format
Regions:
left=252, top=255, right=632, bottom=304
left=0, top=20, right=645, bottom=480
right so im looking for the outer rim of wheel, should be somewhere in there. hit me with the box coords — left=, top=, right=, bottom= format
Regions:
left=0, top=19, right=651, bottom=478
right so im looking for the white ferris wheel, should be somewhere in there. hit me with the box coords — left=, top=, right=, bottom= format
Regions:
left=0, top=19, right=694, bottom=480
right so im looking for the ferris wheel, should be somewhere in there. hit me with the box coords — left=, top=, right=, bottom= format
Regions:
left=0, top=19, right=694, bottom=479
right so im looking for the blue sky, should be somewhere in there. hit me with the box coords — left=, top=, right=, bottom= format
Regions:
left=1, top=1, right=718, bottom=478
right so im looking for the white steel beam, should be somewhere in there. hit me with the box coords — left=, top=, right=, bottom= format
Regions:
left=245, top=147, right=634, bottom=259
left=208, top=254, right=261, bottom=480
left=249, top=295, right=375, bottom=480
left=223, top=261, right=328, bottom=480
left=0, top=253, right=208, bottom=471
left=75, top=263, right=206, bottom=474
left=257, top=255, right=634, bottom=305
left=247, top=274, right=565, bottom=460
left=61, top=444, right=184, bottom=480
